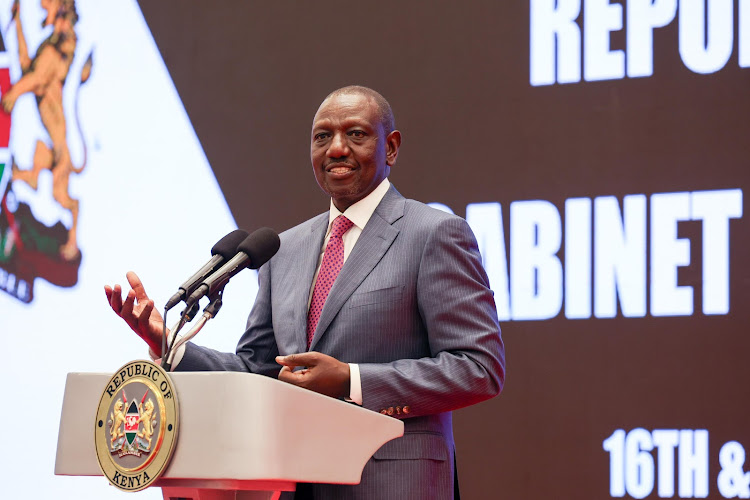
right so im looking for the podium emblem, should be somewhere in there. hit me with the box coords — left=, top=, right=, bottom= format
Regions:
left=94, top=360, right=179, bottom=492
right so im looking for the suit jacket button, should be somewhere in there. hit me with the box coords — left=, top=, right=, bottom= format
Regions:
left=395, top=406, right=402, bottom=415
left=380, top=409, right=388, bottom=415
left=402, top=406, right=411, bottom=414
left=387, top=407, right=395, bottom=416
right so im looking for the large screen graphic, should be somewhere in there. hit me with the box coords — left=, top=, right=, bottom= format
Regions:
left=1, top=1, right=748, bottom=498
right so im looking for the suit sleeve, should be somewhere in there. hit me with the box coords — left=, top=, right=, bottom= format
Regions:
left=358, top=216, right=505, bottom=419
left=177, top=260, right=281, bottom=378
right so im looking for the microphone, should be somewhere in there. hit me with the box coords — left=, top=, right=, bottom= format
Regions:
left=185, top=227, right=280, bottom=308
left=164, top=229, right=249, bottom=311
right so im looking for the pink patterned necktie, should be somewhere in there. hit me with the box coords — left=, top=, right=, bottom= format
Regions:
left=307, top=215, right=354, bottom=349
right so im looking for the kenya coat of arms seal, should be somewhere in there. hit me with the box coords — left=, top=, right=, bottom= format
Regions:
left=94, top=360, right=179, bottom=492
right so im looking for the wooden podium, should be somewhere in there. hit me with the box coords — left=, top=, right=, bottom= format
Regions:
left=55, top=371, right=404, bottom=499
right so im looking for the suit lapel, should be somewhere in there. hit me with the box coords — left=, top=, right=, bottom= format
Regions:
left=309, top=187, right=405, bottom=351
left=292, top=214, right=328, bottom=352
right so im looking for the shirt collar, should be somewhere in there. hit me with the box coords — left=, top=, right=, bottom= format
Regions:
left=328, top=178, right=391, bottom=231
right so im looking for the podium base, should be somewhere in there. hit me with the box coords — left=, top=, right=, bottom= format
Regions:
left=159, top=479, right=294, bottom=500
left=161, top=486, right=286, bottom=500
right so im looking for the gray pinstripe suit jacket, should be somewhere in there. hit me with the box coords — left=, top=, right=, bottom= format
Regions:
left=179, top=185, right=505, bottom=499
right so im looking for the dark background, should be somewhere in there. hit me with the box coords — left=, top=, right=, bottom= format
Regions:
left=138, top=1, right=750, bottom=498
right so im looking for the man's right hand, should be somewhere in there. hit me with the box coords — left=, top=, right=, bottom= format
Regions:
left=104, top=271, right=166, bottom=357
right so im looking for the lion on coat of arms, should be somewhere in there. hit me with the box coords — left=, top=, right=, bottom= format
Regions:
left=109, top=398, right=126, bottom=449
left=138, top=398, right=157, bottom=450
left=2, top=0, right=92, bottom=261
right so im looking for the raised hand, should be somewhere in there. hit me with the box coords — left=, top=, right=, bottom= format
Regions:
left=276, top=352, right=350, bottom=399
left=104, top=271, right=166, bottom=356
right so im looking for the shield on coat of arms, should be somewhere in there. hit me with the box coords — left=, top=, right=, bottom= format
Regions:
left=124, top=401, right=140, bottom=446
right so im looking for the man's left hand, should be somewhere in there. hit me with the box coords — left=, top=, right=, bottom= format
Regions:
left=276, top=352, right=350, bottom=399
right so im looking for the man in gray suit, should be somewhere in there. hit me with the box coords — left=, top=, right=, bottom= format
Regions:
left=106, top=86, right=505, bottom=499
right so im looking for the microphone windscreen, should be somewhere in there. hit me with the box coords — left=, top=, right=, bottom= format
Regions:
left=211, top=229, right=250, bottom=258
left=238, top=227, right=281, bottom=269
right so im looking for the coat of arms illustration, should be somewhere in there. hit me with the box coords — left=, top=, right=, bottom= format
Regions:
left=95, top=360, right=179, bottom=492
left=109, top=390, right=158, bottom=457
left=0, top=0, right=92, bottom=303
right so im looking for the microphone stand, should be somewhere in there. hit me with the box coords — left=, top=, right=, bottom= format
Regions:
left=163, top=289, right=224, bottom=372
left=161, top=301, right=200, bottom=372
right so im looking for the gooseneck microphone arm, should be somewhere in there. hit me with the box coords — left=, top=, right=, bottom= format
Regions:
left=161, top=301, right=201, bottom=372
left=164, top=289, right=224, bottom=371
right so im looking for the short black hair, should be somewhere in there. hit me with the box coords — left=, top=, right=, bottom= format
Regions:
left=324, top=85, right=396, bottom=135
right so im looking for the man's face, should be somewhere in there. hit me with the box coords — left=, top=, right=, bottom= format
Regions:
left=310, top=93, right=400, bottom=212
